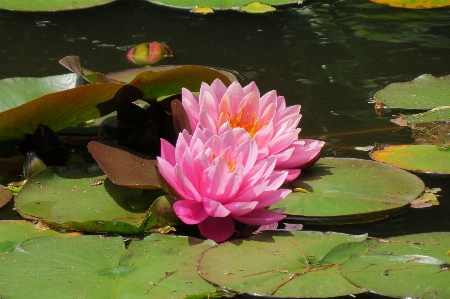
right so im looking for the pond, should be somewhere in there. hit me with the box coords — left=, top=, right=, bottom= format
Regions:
left=1, top=0, right=450, bottom=298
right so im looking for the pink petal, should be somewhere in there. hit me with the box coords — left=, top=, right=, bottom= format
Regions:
left=181, top=88, right=200, bottom=131
left=198, top=216, right=235, bottom=242
left=203, top=199, right=231, bottom=217
left=268, top=129, right=301, bottom=155
left=233, top=209, right=286, bottom=226
left=159, top=138, right=176, bottom=166
left=224, top=201, right=258, bottom=216
left=275, top=139, right=324, bottom=169
left=156, top=157, right=188, bottom=199
left=243, top=81, right=260, bottom=98
left=174, top=165, right=201, bottom=202
left=237, top=91, right=260, bottom=120
left=253, top=121, right=274, bottom=149
left=199, top=107, right=218, bottom=133
left=283, top=169, right=301, bottom=182
left=210, top=79, right=228, bottom=99
left=226, top=81, right=245, bottom=112
left=173, top=200, right=208, bottom=224
left=259, top=90, right=277, bottom=114
left=254, top=189, right=292, bottom=209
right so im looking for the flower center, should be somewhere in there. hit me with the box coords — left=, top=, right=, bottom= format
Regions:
left=227, top=110, right=267, bottom=138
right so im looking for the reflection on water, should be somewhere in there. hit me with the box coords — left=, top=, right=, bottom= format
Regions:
left=1, top=1, right=450, bottom=297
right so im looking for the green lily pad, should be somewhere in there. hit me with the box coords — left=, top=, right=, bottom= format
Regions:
left=340, top=232, right=450, bottom=299
left=370, top=0, right=450, bottom=8
left=14, top=165, right=177, bottom=233
left=271, top=158, right=425, bottom=223
left=87, top=141, right=160, bottom=189
left=0, top=73, right=81, bottom=112
left=374, top=74, right=450, bottom=109
left=395, top=106, right=450, bottom=125
left=145, top=0, right=299, bottom=10
left=0, top=220, right=67, bottom=254
left=0, top=0, right=116, bottom=11
left=370, top=144, right=450, bottom=174
left=199, top=231, right=367, bottom=298
left=0, top=234, right=218, bottom=298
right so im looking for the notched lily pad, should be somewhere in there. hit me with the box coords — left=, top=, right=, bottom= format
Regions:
left=370, top=144, right=450, bottom=174
left=271, top=158, right=425, bottom=223
left=14, top=165, right=175, bottom=233
left=374, top=74, right=450, bottom=110
left=199, top=231, right=367, bottom=298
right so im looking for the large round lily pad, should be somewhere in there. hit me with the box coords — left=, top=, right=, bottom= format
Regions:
left=374, top=74, right=450, bottom=109
left=271, top=158, right=425, bottom=223
left=0, top=0, right=116, bottom=11
left=370, top=144, right=450, bottom=174
left=14, top=165, right=177, bottom=233
left=199, top=231, right=368, bottom=298
left=0, top=234, right=218, bottom=299
left=340, top=232, right=450, bottom=298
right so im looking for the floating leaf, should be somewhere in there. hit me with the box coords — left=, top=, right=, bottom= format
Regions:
left=400, top=106, right=450, bottom=124
left=411, top=187, right=440, bottom=208
left=87, top=141, right=160, bottom=189
left=271, top=158, right=424, bottom=223
left=0, top=0, right=116, bottom=11
left=0, top=73, right=81, bottom=112
left=199, top=231, right=367, bottom=298
left=370, top=0, right=450, bottom=9
left=15, top=165, right=174, bottom=233
left=374, top=74, right=450, bottom=109
left=240, top=2, right=276, bottom=13
left=370, top=144, right=450, bottom=174
left=0, top=220, right=68, bottom=255
left=341, top=232, right=450, bottom=298
left=0, top=234, right=218, bottom=298
left=192, top=6, right=214, bottom=13
left=145, top=0, right=300, bottom=10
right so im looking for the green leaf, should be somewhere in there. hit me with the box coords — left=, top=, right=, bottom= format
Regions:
left=0, top=185, right=12, bottom=209
left=0, top=220, right=67, bottom=255
left=14, top=165, right=174, bottom=233
left=199, top=231, right=367, bottom=298
left=399, top=106, right=450, bottom=124
left=374, top=74, right=450, bottom=109
left=0, top=0, right=116, bottom=11
left=87, top=141, right=160, bottom=189
left=0, top=83, right=126, bottom=141
left=144, top=0, right=299, bottom=10
left=0, top=73, right=81, bottom=112
left=0, top=234, right=217, bottom=298
left=271, top=158, right=424, bottom=223
left=370, top=144, right=450, bottom=174
left=370, top=0, right=450, bottom=9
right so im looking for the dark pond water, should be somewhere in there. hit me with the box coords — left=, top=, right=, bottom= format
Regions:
left=1, top=0, right=450, bottom=298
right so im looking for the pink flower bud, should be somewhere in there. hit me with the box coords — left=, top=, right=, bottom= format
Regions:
left=126, top=42, right=173, bottom=66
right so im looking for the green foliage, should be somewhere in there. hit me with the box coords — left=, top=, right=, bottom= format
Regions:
left=272, top=158, right=424, bottom=223
left=15, top=165, right=178, bottom=233
left=370, top=0, right=450, bottom=9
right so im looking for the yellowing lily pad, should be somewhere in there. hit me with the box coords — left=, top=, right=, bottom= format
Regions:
left=240, top=2, right=276, bottom=13
left=370, top=0, right=450, bottom=9
left=370, top=144, right=450, bottom=174
left=0, top=0, right=116, bottom=11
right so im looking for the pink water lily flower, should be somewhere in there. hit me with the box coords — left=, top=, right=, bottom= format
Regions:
left=157, top=124, right=290, bottom=242
left=181, top=79, right=325, bottom=181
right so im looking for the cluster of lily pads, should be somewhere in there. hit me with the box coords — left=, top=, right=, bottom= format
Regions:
left=1, top=54, right=449, bottom=298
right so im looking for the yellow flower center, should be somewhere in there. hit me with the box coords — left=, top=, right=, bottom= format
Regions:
left=227, top=110, right=268, bottom=138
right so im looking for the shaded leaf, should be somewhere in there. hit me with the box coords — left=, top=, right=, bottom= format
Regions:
left=271, top=158, right=425, bottom=223
left=0, top=186, right=12, bottom=209
left=374, top=74, right=450, bottom=109
left=199, top=231, right=366, bottom=298
left=87, top=141, right=160, bottom=189
left=370, top=144, right=450, bottom=174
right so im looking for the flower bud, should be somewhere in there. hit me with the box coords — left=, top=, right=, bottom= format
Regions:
left=126, top=42, right=173, bottom=66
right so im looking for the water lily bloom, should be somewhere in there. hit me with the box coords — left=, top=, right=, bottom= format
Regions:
left=157, top=124, right=290, bottom=242
left=181, top=79, right=324, bottom=181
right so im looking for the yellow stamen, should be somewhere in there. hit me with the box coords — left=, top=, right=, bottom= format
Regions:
left=227, top=109, right=267, bottom=138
